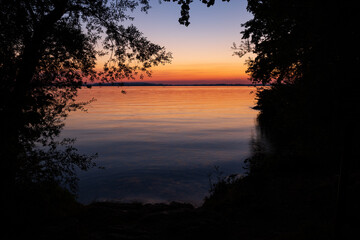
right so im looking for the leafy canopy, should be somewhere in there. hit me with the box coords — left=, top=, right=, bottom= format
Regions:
left=0, top=0, right=174, bottom=91
left=162, top=0, right=230, bottom=26
left=0, top=0, right=174, bottom=196
left=239, top=0, right=359, bottom=86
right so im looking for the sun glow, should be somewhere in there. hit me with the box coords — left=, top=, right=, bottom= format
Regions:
left=92, top=1, right=253, bottom=85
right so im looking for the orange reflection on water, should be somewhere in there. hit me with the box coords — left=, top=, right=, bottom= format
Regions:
left=67, top=86, right=258, bottom=141
left=63, top=86, right=259, bottom=204
left=71, top=86, right=256, bottom=123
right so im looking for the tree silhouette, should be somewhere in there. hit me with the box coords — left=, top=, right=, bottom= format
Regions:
left=162, top=0, right=230, bottom=26
left=0, top=0, right=172, bottom=229
left=232, top=0, right=360, bottom=167
left=238, top=0, right=360, bottom=92
left=199, top=2, right=359, bottom=238
left=239, top=1, right=360, bottom=237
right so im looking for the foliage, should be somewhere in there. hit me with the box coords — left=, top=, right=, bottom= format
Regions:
left=162, top=0, right=230, bottom=26
left=241, top=0, right=359, bottom=86
left=0, top=1, right=173, bottom=218
left=206, top=166, right=243, bottom=197
left=204, top=3, right=359, bottom=237
left=234, top=2, right=360, bottom=237
left=0, top=0, right=172, bottom=90
left=238, top=0, right=360, bottom=166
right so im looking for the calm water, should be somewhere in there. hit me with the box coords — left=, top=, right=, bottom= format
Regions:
left=61, top=86, right=258, bottom=205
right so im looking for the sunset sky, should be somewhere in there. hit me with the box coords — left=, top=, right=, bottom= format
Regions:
left=97, top=1, right=253, bottom=84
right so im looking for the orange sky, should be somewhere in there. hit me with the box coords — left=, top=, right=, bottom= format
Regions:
left=147, top=62, right=249, bottom=84
left=95, top=1, right=253, bottom=84
left=95, top=58, right=251, bottom=84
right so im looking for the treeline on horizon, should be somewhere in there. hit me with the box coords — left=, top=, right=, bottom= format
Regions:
left=85, top=82, right=259, bottom=86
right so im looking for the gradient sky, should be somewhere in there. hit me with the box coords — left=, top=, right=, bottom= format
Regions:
left=98, top=1, right=253, bottom=84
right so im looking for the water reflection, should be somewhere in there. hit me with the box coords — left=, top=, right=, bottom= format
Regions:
left=62, top=86, right=258, bottom=205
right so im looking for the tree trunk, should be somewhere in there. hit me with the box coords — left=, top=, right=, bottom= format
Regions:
left=2, top=1, right=69, bottom=234
left=15, top=0, right=69, bottom=98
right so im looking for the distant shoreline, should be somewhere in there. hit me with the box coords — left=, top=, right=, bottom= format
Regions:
left=83, top=82, right=262, bottom=87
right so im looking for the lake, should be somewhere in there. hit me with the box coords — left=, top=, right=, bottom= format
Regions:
left=61, top=86, right=258, bottom=205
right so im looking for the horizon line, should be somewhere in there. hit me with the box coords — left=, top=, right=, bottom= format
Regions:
left=83, top=82, right=263, bottom=87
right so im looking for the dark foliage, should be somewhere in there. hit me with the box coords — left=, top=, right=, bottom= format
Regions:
left=242, top=1, right=360, bottom=86
left=204, top=1, right=360, bottom=238
left=162, top=0, right=230, bottom=26
left=242, top=0, right=360, bottom=172
left=0, top=1, right=172, bottom=236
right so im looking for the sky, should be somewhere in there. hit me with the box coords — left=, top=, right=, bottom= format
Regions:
left=98, top=0, right=253, bottom=84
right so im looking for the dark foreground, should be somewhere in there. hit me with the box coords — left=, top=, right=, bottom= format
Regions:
left=12, top=168, right=359, bottom=240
